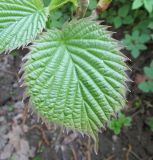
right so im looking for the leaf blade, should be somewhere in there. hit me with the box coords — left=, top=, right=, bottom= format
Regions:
left=24, top=19, right=127, bottom=142
left=0, top=0, right=49, bottom=53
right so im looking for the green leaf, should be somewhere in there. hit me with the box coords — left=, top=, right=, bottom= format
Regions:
left=139, top=81, right=153, bottom=92
left=122, top=30, right=150, bottom=58
left=123, top=16, right=134, bottom=25
left=24, top=19, right=127, bottom=142
left=139, top=33, right=150, bottom=43
left=147, top=117, right=153, bottom=131
left=132, top=0, right=143, bottom=10
left=113, top=17, right=122, bottom=28
left=148, top=22, right=153, bottom=29
left=144, top=0, right=153, bottom=13
left=0, top=0, right=49, bottom=53
left=131, top=48, right=141, bottom=58
left=108, top=112, right=132, bottom=135
left=49, top=0, right=77, bottom=11
left=144, top=61, right=153, bottom=79
left=118, top=5, right=130, bottom=18
left=124, top=117, right=132, bottom=126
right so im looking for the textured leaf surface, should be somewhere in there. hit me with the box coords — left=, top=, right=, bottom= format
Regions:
left=0, top=0, right=49, bottom=53
left=24, top=19, right=127, bottom=141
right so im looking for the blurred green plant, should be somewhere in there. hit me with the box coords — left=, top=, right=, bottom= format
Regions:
left=132, top=0, right=153, bottom=13
left=139, top=61, right=153, bottom=92
left=147, top=117, right=153, bottom=131
left=108, top=113, right=132, bottom=135
left=103, top=4, right=133, bottom=28
left=93, top=0, right=153, bottom=93
left=122, top=30, right=150, bottom=58
left=33, top=156, right=41, bottom=160
left=96, top=0, right=153, bottom=59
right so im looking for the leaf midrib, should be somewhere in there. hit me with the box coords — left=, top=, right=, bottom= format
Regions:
left=64, top=45, right=103, bottom=133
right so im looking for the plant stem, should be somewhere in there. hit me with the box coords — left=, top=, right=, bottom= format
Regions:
left=76, top=0, right=89, bottom=18
left=90, top=0, right=112, bottom=20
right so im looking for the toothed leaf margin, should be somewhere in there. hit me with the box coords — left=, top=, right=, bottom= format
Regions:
left=23, top=19, right=127, bottom=143
left=0, top=0, right=49, bottom=53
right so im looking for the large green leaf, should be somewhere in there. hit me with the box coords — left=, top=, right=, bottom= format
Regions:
left=49, top=0, right=78, bottom=10
left=0, top=0, right=49, bottom=53
left=24, top=19, right=127, bottom=142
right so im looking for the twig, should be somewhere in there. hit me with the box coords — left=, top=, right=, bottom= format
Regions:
left=22, top=104, right=29, bottom=124
left=105, top=155, right=115, bottom=160
left=125, top=144, right=132, bottom=160
left=30, top=125, right=50, bottom=146
left=0, top=69, right=19, bottom=79
left=22, top=97, right=30, bottom=124
left=130, top=150, right=142, bottom=160
left=71, top=145, right=78, bottom=160
left=86, top=137, right=91, bottom=160
left=131, top=109, right=142, bottom=118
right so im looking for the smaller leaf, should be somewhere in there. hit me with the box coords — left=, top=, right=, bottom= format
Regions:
left=124, top=117, right=132, bottom=126
left=108, top=113, right=132, bottom=135
left=147, top=117, right=153, bottom=131
left=139, top=33, right=150, bottom=43
left=138, top=81, right=153, bottom=92
left=113, top=17, right=122, bottom=28
left=144, top=61, right=153, bottom=79
left=131, top=48, right=141, bottom=58
left=118, top=5, right=130, bottom=17
left=144, top=0, right=153, bottom=13
left=123, top=16, right=134, bottom=25
left=148, top=22, right=153, bottom=29
left=132, top=0, right=143, bottom=9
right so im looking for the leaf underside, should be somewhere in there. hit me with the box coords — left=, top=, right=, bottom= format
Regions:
left=24, top=19, right=127, bottom=142
left=0, top=0, right=49, bottom=53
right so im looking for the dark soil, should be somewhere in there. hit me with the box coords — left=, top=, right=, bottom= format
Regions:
left=0, top=41, right=153, bottom=160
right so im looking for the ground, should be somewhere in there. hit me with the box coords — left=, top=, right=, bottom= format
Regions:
left=0, top=37, right=153, bottom=160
